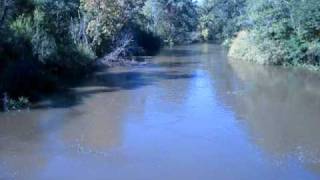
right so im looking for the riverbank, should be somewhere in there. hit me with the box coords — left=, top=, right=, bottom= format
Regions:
left=0, top=54, right=153, bottom=111
left=198, top=0, right=320, bottom=71
left=0, top=23, right=162, bottom=111
left=1, top=44, right=320, bottom=179
left=228, top=31, right=320, bottom=72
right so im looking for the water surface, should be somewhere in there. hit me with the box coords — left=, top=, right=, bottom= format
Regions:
left=1, top=44, right=320, bottom=179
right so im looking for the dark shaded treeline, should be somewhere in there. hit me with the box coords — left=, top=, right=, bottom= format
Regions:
left=0, top=0, right=199, bottom=108
left=1, top=0, right=320, bottom=110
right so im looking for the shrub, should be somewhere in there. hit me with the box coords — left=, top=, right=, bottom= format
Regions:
left=229, top=30, right=285, bottom=65
left=228, top=0, right=320, bottom=67
left=8, top=96, right=30, bottom=110
left=228, top=31, right=266, bottom=64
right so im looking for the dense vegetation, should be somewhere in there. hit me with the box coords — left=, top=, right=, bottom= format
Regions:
left=0, top=0, right=199, bottom=106
left=198, top=0, right=246, bottom=42
left=143, top=0, right=199, bottom=45
left=198, top=0, right=320, bottom=67
left=0, top=0, right=320, bottom=109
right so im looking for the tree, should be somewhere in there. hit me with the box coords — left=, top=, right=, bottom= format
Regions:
left=229, top=0, right=320, bottom=66
left=198, top=0, right=246, bottom=41
left=144, top=0, right=198, bottom=44
left=81, top=0, right=146, bottom=53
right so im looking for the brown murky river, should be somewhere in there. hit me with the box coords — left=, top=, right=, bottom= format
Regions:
left=1, top=44, right=320, bottom=179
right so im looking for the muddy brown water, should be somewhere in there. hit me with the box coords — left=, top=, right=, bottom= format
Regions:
left=1, top=44, right=320, bottom=179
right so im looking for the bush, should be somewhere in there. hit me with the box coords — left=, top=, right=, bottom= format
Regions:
left=229, top=31, right=267, bottom=64
left=8, top=96, right=30, bottom=110
left=228, top=0, right=320, bottom=68
left=198, top=0, right=246, bottom=42
left=229, top=31, right=286, bottom=65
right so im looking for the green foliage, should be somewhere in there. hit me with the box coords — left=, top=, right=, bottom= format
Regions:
left=0, top=0, right=164, bottom=100
left=1, top=0, right=197, bottom=68
left=198, top=0, right=246, bottom=41
left=144, top=0, right=198, bottom=44
left=227, top=0, right=320, bottom=67
left=8, top=96, right=30, bottom=110
left=10, top=15, right=33, bottom=38
left=3, top=0, right=88, bottom=65
left=229, top=31, right=285, bottom=65
left=81, top=0, right=146, bottom=52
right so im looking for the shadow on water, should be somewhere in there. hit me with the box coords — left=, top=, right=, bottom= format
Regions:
left=149, top=61, right=200, bottom=68
left=0, top=56, right=197, bottom=168
left=158, top=48, right=203, bottom=58
left=32, top=68, right=196, bottom=110
left=0, top=47, right=198, bottom=163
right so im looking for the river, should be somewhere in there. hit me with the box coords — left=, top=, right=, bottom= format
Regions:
left=1, top=44, right=320, bottom=179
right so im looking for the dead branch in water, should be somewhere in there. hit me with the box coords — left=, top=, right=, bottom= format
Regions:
left=97, top=31, right=145, bottom=67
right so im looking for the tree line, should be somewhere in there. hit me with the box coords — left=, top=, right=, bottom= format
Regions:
left=199, top=0, right=320, bottom=67
left=0, top=0, right=319, bottom=108
left=0, top=0, right=198, bottom=100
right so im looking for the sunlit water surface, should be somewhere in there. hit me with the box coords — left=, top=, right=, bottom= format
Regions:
left=1, top=44, right=320, bottom=179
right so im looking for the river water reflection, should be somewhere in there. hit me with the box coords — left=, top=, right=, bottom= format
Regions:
left=1, top=44, right=320, bottom=179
